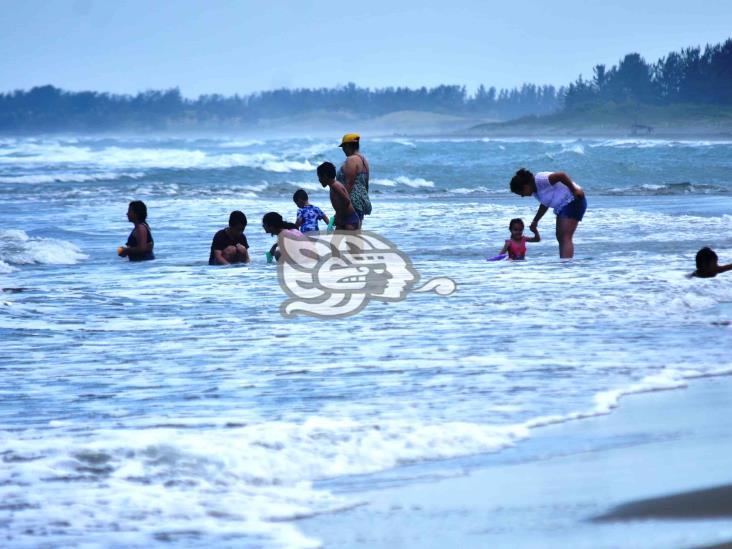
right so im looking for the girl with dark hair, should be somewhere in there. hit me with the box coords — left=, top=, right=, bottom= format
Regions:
left=262, top=212, right=307, bottom=262
left=497, top=218, right=541, bottom=260
left=510, top=169, right=587, bottom=259
left=119, top=200, right=155, bottom=261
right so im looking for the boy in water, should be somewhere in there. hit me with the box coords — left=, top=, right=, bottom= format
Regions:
left=209, top=210, right=250, bottom=265
left=692, top=247, right=732, bottom=278
left=317, top=162, right=360, bottom=230
left=293, top=189, right=329, bottom=233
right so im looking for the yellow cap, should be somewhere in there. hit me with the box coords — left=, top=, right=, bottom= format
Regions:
left=338, top=133, right=360, bottom=147
left=117, top=247, right=124, bottom=256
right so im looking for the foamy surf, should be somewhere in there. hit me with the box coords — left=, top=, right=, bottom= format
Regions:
left=0, top=143, right=316, bottom=173
left=0, top=229, right=87, bottom=266
left=0, top=171, right=145, bottom=184
left=2, top=134, right=732, bottom=548
left=0, top=417, right=529, bottom=547
left=372, top=176, right=435, bottom=188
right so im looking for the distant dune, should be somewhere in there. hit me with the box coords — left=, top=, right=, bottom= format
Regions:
left=466, top=103, right=732, bottom=139
left=244, top=109, right=490, bottom=136
left=245, top=104, right=732, bottom=139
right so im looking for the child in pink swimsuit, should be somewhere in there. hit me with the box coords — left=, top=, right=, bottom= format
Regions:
left=499, top=218, right=540, bottom=260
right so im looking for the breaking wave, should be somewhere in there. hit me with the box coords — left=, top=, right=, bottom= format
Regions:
left=0, top=229, right=87, bottom=268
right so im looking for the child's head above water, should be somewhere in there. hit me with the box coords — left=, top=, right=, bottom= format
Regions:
left=509, top=218, right=525, bottom=239
left=695, top=246, right=718, bottom=277
left=293, top=189, right=309, bottom=208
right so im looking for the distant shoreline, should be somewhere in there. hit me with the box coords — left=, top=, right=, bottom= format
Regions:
left=2, top=103, right=731, bottom=140
left=462, top=103, right=732, bottom=140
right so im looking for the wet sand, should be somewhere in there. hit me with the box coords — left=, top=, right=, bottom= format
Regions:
left=300, top=376, right=732, bottom=548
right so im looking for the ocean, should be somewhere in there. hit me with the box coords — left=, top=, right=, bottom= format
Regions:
left=1, top=135, right=731, bottom=547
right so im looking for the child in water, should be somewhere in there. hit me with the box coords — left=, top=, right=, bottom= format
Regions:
left=498, top=218, right=540, bottom=260
left=262, top=211, right=307, bottom=262
left=293, top=189, right=329, bottom=233
left=317, top=161, right=360, bottom=230
left=118, top=200, right=154, bottom=261
left=692, top=247, right=732, bottom=278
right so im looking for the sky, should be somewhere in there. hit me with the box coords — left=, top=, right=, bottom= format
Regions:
left=1, top=0, right=731, bottom=98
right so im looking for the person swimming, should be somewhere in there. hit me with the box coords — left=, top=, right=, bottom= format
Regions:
left=692, top=247, right=732, bottom=278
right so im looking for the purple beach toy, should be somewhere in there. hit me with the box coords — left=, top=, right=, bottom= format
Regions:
left=487, top=253, right=508, bottom=262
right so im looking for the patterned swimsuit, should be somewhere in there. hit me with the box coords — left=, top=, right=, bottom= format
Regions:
left=336, top=153, right=372, bottom=218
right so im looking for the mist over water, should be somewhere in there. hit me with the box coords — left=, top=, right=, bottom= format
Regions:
left=1, top=135, right=731, bottom=547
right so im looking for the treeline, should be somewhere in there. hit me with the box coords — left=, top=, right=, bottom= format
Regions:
left=565, top=38, right=732, bottom=109
left=1, top=37, right=730, bottom=131
left=0, top=82, right=562, bottom=131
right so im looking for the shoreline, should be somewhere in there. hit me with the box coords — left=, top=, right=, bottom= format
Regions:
left=300, top=374, right=732, bottom=548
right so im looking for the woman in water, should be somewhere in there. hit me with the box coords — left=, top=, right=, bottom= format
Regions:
left=510, top=169, right=586, bottom=259
left=336, top=133, right=371, bottom=227
left=119, top=200, right=154, bottom=261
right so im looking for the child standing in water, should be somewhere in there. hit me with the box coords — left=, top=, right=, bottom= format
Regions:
left=293, top=189, right=329, bottom=233
left=692, top=247, right=732, bottom=278
left=498, top=218, right=540, bottom=260
left=317, top=161, right=360, bottom=230
left=119, top=200, right=154, bottom=261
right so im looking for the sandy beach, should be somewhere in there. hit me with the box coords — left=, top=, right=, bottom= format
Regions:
left=300, top=376, right=732, bottom=548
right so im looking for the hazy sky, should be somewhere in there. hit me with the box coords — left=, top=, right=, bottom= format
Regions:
left=2, top=0, right=731, bottom=97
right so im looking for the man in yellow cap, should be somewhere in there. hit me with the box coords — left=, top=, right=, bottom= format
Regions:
left=336, top=133, right=371, bottom=226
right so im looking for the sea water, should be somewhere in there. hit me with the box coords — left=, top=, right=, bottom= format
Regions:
left=1, top=135, right=731, bottom=547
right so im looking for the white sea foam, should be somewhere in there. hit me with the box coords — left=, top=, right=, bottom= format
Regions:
left=0, top=417, right=528, bottom=547
left=0, top=229, right=87, bottom=266
left=3, top=135, right=732, bottom=548
left=216, top=139, right=266, bottom=148
left=298, top=142, right=335, bottom=158
left=391, top=139, right=416, bottom=147
left=372, top=176, right=435, bottom=188
left=560, top=143, right=585, bottom=155
left=590, top=138, right=732, bottom=149
left=287, top=181, right=323, bottom=191
left=0, top=144, right=315, bottom=173
left=524, top=366, right=732, bottom=431
left=449, top=186, right=503, bottom=195
left=0, top=171, right=145, bottom=184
